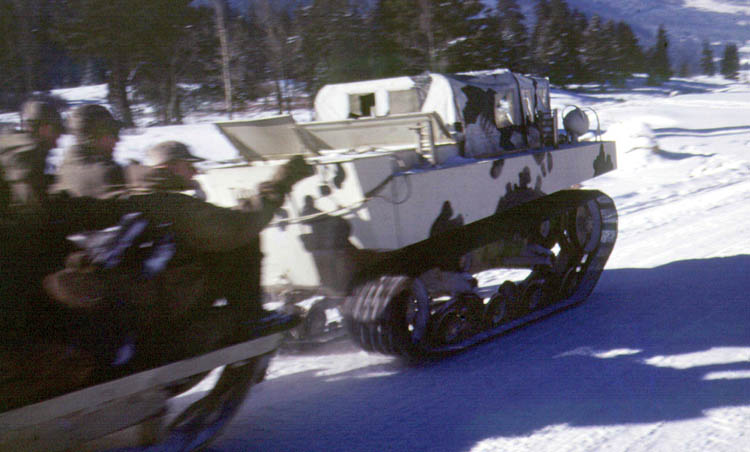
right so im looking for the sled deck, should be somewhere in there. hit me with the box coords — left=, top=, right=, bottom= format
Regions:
left=0, top=315, right=296, bottom=452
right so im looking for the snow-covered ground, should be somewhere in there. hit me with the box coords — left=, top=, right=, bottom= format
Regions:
left=205, top=75, right=750, bottom=451
left=208, top=76, right=750, bottom=452
left=4, top=74, right=748, bottom=451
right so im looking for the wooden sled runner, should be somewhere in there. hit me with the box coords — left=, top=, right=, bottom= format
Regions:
left=0, top=315, right=297, bottom=452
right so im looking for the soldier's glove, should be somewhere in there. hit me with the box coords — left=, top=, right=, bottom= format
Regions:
left=272, top=155, right=315, bottom=193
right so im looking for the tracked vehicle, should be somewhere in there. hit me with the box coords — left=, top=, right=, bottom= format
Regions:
left=199, top=69, right=618, bottom=359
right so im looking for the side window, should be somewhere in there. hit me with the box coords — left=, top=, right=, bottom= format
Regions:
left=494, top=92, right=514, bottom=128
left=348, top=93, right=375, bottom=118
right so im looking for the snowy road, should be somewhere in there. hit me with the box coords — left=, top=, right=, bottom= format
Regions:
left=201, top=77, right=750, bottom=452
left=30, top=76, right=747, bottom=452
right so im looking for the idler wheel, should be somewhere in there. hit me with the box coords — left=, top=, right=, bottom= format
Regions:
left=563, top=199, right=602, bottom=254
left=485, top=281, right=520, bottom=327
left=343, top=276, right=432, bottom=357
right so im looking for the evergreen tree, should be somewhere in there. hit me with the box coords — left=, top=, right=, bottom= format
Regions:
left=54, top=0, right=160, bottom=125
left=579, top=14, right=609, bottom=85
left=441, top=0, right=490, bottom=72
left=567, top=10, right=588, bottom=82
left=0, top=0, right=62, bottom=107
left=615, top=21, right=645, bottom=77
left=677, top=60, right=690, bottom=77
left=700, top=40, right=715, bottom=75
left=294, top=0, right=373, bottom=96
left=530, top=0, right=550, bottom=74
left=228, top=9, right=269, bottom=104
left=132, top=3, right=213, bottom=124
left=646, top=25, right=672, bottom=85
left=720, top=43, right=740, bottom=80
left=492, top=0, right=530, bottom=72
left=369, top=0, right=422, bottom=76
left=370, top=0, right=485, bottom=75
left=533, top=0, right=578, bottom=85
left=257, top=0, right=295, bottom=113
left=0, top=0, right=25, bottom=107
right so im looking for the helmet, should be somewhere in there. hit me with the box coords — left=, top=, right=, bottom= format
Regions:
left=68, top=104, right=122, bottom=139
left=21, top=100, right=63, bottom=131
left=146, top=141, right=204, bottom=166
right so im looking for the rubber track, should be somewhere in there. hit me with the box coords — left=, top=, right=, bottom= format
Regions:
left=343, top=190, right=618, bottom=360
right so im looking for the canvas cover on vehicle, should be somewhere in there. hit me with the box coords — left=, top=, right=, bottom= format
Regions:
left=313, top=70, right=551, bottom=158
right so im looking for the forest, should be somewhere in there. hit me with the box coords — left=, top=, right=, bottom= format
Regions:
left=0, top=0, right=741, bottom=125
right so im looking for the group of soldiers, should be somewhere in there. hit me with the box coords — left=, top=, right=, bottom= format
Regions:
left=0, top=100, right=313, bottom=381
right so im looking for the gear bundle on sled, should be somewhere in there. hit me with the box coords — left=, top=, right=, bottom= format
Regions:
left=0, top=215, right=301, bottom=451
left=198, top=69, right=618, bottom=358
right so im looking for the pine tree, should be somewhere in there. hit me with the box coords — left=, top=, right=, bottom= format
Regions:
left=530, top=0, right=551, bottom=74
left=700, top=40, right=715, bottom=75
left=440, top=0, right=490, bottom=72
left=493, top=0, right=530, bottom=73
left=615, top=21, right=645, bottom=77
left=647, top=25, right=672, bottom=85
left=294, top=0, right=374, bottom=96
left=370, top=0, right=485, bottom=75
left=54, top=0, right=156, bottom=126
left=0, top=0, right=62, bottom=105
left=580, top=14, right=609, bottom=85
left=257, top=0, right=294, bottom=114
left=720, top=43, right=740, bottom=80
left=567, top=10, right=588, bottom=83
left=133, top=2, right=210, bottom=124
left=0, top=0, right=25, bottom=106
left=533, top=0, right=578, bottom=85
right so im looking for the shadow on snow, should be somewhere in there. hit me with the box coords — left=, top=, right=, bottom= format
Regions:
left=208, top=256, right=749, bottom=452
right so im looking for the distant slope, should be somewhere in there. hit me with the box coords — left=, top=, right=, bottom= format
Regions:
left=506, top=0, right=749, bottom=46
left=219, top=0, right=749, bottom=58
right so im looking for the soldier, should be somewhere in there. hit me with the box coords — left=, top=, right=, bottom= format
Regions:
left=53, top=104, right=126, bottom=199
left=125, top=140, right=205, bottom=198
left=0, top=100, right=64, bottom=213
left=44, top=140, right=314, bottom=365
left=123, top=140, right=313, bottom=319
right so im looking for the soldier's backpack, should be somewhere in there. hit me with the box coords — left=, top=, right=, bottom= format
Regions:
left=44, top=209, right=210, bottom=318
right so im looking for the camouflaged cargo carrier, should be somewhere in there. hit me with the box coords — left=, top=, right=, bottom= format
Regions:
left=199, top=69, right=618, bottom=358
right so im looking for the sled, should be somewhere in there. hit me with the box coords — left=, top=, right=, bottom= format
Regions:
left=0, top=314, right=297, bottom=452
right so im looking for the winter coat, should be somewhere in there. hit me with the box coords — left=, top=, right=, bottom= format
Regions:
left=120, top=165, right=284, bottom=253
left=0, top=131, right=52, bottom=212
left=53, top=143, right=126, bottom=199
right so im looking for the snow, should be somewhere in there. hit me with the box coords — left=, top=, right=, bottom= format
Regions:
left=683, top=0, right=750, bottom=16
left=12, top=72, right=750, bottom=451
